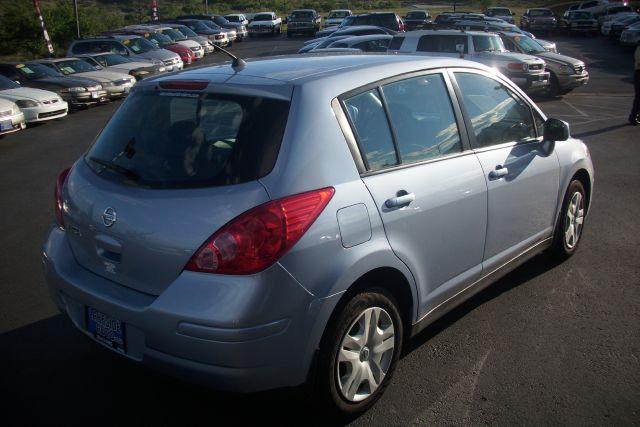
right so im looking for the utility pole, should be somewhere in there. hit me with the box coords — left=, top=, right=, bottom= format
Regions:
left=73, top=0, right=80, bottom=38
left=33, top=0, right=55, bottom=56
left=204, top=0, right=208, bottom=14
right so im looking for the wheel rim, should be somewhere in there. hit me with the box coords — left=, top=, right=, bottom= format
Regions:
left=564, top=191, right=584, bottom=249
left=336, top=307, right=395, bottom=402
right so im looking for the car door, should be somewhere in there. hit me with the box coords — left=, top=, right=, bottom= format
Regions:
left=340, top=71, right=488, bottom=317
left=450, top=70, right=559, bottom=272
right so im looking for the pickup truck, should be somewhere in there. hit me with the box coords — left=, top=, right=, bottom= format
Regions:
left=388, top=30, right=550, bottom=94
left=286, top=9, right=321, bottom=37
left=403, top=10, right=431, bottom=30
left=248, top=12, right=282, bottom=37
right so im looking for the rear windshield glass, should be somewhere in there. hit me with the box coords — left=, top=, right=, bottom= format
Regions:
left=86, top=91, right=290, bottom=188
left=530, top=9, right=553, bottom=17
left=290, top=11, right=314, bottom=19
left=253, top=14, right=274, bottom=21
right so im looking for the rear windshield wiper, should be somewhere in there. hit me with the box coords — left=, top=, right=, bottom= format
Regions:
left=88, top=156, right=140, bottom=181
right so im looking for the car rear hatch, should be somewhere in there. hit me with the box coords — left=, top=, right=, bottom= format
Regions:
left=62, top=77, right=293, bottom=295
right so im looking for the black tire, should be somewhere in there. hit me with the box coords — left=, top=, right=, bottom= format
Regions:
left=548, top=72, right=560, bottom=98
left=550, top=179, right=587, bottom=260
left=316, top=289, right=403, bottom=417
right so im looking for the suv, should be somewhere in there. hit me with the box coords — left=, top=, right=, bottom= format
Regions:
left=67, top=35, right=183, bottom=72
left=403, top=10, right=431, bottom=30
left=389, top=30, right=550, bottom=93
left=521, top=8, right=558, bottom=33
left=484, top=7, right=516, bottom=24
left=286, top=9, right=321, bottom=37
left=499, top=32, right=589, bottom=96
left=44, top=54, right=593, bottom=417
left=174, top=19, right=230, bottom=47
left=322, top=11, right=405, bottom=34
left=559, top=10, right=599, bottom=34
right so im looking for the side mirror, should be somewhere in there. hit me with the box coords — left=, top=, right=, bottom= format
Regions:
left=543, top=118, right=570, bottom=142
left=455, top=44, right=465, bottom=58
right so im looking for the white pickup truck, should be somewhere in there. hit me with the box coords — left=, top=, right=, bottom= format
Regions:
left=248, top=12, right=282, bottom=37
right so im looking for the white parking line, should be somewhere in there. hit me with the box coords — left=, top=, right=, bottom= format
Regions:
left=562, top=99, right=589, bottom=117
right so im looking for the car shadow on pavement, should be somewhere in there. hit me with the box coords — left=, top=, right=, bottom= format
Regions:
left=405, top=252, right=561, bottom=356
left=2, top=253, right=560, bottom=427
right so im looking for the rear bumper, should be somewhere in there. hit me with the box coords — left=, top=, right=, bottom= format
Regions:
left=42, top=226, right=328, bottom=392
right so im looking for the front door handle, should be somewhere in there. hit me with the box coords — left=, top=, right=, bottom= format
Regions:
left=385, top=192, right=415, bottom=208
left=489, top=165, right=509, bottom=179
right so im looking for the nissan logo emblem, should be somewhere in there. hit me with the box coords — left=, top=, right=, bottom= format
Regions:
left=102, top=207, right=117, bottom=227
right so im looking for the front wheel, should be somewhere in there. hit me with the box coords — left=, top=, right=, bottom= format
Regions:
left=316, top=289, right=403, bottom=416
left=550, top=179, right=587, bottom=260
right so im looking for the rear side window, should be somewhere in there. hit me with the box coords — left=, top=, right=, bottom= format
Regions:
left=381, top=74, right=462, bottom=163
left=377, top=13, right=398, bottom=29
left=343, top=89, right=398, bottom=171
left=86, top=92, right=290, bottom=188
left=417, top=35, right=468, bottom=53
left=388, top=36, right=405, bottom=50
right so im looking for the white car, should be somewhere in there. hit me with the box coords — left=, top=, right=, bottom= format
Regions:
left=248, top=12, right=282, bottom=36
left=224, top=13, right=249, bottom=26
left=35, top=58, right=136, bottom=99
left=323, top=9, right=352, bottom=28
left=0, top=75, right=67, bottom=123
left=78, top=53, right=166, bottom=81
left=0, top=97, right=25, bottom=136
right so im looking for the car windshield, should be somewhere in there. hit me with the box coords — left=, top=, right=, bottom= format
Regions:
left=55, top=59, right=96, bottom=74
left=490, top=8, right=511, bottom=15
left=621, top=15, right=640, bottom=24
left=161, top=28, right=186, bottom=41
left=511, top=35, right=545, bottom=54
left=570, top=11, right=592, bottom=19
left=0, top=75, right=20, bottom=90
left=406, top=11, right=426, bottom=18
left=122, top=37, right=157, bottom=53
left=15, top=63, right=61, bottom=79
left=174, top=25, right=197, bottom=37
left=144, top=32, right=173, bottom=46
left=472, top=35, right=506, bottom=52
left=530, top=9, right=553, bottom=17
left=290, top=11, right=314, bottom=19
left=186, top=21, right=210, bottom=31
left=329, top=11, right=350, bottom=19
left=253, top=14, right=274, bottom=21
left=608, top=6, right=633, bottom=14
left=96, top=53, right=131, bottom=66
left=79, top=56, right=102, bottom=68
left=213, top=16, right=228, bottom=25
left=202, top=20, right=222, bottom=30
left=225, top=15, right=242, bottom=22
left=86, top=91, right=291, bottom=188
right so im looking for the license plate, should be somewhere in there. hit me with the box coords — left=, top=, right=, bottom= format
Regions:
left=86, top=306, right=126, bottom=353
left=532, top=80, right=546, bottom=87
left=0, top=120, right=10, bottom=131
left=91, top=92, right=98, bottom=99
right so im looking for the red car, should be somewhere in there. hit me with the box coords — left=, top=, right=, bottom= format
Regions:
left=111, top=28, right=196, bottom=65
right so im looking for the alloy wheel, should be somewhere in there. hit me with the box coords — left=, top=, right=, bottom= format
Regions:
left=564, top=191, right=584, bottom=249
left=336, top=307, right=395, bottom=402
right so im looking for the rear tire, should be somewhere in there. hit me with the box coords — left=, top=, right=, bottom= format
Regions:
left=315, top=289, right=403, bottom=417
left=550, top=179, right=587, bottom=260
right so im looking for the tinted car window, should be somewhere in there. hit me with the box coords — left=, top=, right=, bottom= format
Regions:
left=376, top=13, right=399, bottom=29
left=454, top=72, right=535, bottom=147
left=0, top=75, right=21, bottom=90
left=86, top=92, right=290, bottom=188
left=388, top=36, right=404, bottom=50
left=417, top=35, right=468, bottom=53
left=381, top=74, right=462, bottom=163
left=344, top=89, right=398, bottom=171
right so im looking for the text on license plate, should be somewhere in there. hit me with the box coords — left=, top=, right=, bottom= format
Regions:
left=0, top=120, right=11, bottom=131
left=86, top=306, right=126, bottom=353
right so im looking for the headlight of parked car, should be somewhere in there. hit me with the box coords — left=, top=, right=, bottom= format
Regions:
left=559, top=64, right=574, bottom=74
left=102, top=81, right=114, bottom=87
left=60, top=87, right=87, bottom=93
left=15, top=99, right=39, bottom=108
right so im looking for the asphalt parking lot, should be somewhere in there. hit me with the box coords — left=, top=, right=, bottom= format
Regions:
left=1, top=35, right=639, bottom=425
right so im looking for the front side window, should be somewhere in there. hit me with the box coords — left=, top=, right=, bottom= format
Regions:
left=454, top=72, right=536, bottom=147
left=388, top=36, right=404, bottom=50
left=417, top=35, right=468, bottom=53
left=381, top=74, right=462, bottom=163
left=343, top=89, right=398, bottom=171
left=472, top=35, right=506, bottom=52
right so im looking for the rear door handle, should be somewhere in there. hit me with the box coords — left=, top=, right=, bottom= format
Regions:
left=385, top=192, right=415, bottom=208
left=489, top=165, right=509, bottom=179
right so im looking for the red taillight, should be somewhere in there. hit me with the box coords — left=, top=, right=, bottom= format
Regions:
left=185, top=187, right=335, bottom=275
left=159, top=80, right=208, bottom=90
left=54, top=167, right=71, bottom=227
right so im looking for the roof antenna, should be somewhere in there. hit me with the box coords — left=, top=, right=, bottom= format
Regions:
left=213, top=44, right=246, bottom=71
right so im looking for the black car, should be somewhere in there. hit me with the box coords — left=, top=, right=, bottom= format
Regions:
left=403, top=10, right=432, bottom=30
left=559, top=10, right=599, bottom=35
left=610, top=15, right=640, bottom=40
left=0, top=62, right=108, bottom=108
left=320, top=11, right=405, bottom=35
left=176, top=14, right=246, bottom=41
left=286, top=9, right=321, bottom=37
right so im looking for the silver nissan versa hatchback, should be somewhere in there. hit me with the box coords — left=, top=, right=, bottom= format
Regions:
left=43, top=54, right=593, bottom=416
